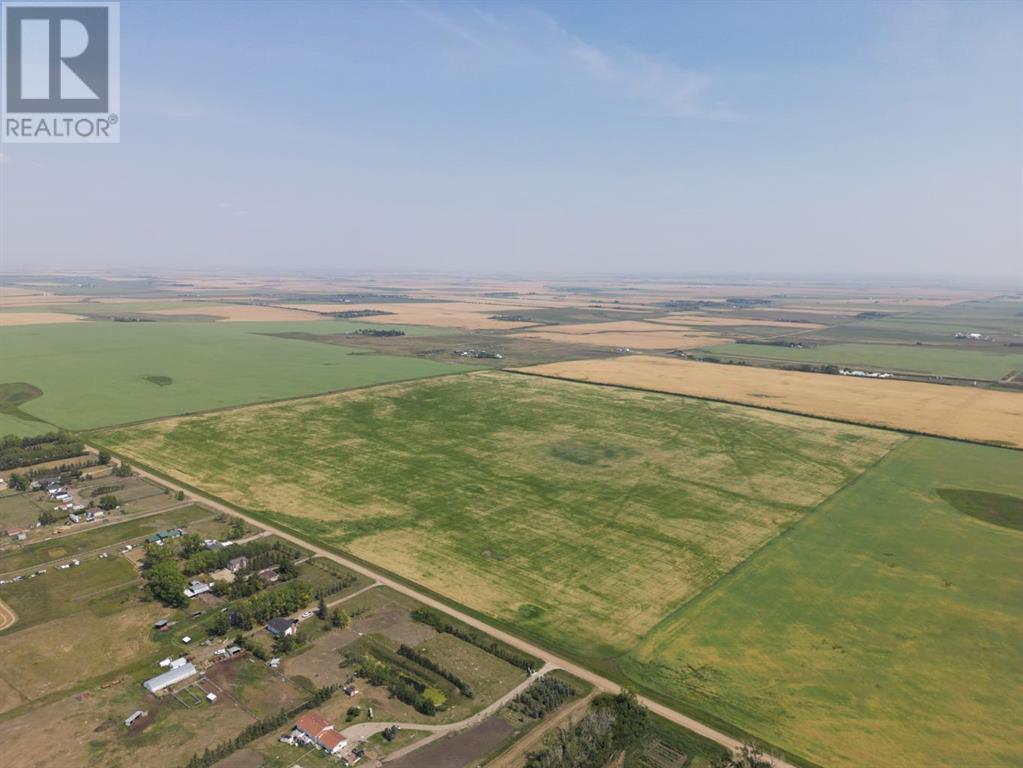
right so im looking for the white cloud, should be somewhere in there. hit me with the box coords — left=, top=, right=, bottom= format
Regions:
left=406, top=4, right=742, bottom=121
left=402, top=1, right=482, bottom=46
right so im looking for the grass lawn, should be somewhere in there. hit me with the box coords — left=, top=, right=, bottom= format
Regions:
left=699, top=341, right=1023, bottom=380
left=97, top=371, right=900, bottom=661
left=0, top=555, right=140, bottom=631
left=0, top=556, right=172, bottom=706
left=624, top=437, right=1023, bottom=768
left=0, top=490, right=50, bottom=530
left=0, top=320, right=467, bottom=431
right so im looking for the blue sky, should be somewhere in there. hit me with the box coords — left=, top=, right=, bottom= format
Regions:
left=1, top=0, right=1019, bottom=277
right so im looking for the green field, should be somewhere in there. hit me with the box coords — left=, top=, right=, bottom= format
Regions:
left=817, top=300, right=1023, bottom=345
left=0, top=320, right=466, bottom=432
left=98, top=372, right=900, bottom=660
left=700, top=341, right=1023, bottom=380
left=625, top=438, right=1023, bottom=768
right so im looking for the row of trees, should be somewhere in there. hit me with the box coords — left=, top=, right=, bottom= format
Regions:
left=397, top=644, right=474, bottom=698
left=228, top=580, right=313, bottom=628
left=411, top=608, right=535, bottom=672
left=356, top=655, right=438, bottom=716
left=183, top=684, right=339, bottom=768
left=181, top=539, right=283, bottom=576
left=0, top=432, right=84, bottom=471
left=509, top=675, right=576, bottom=720
left=313, top=574, right=357, bottom=601
left=526, top=691, right=649, bottom=768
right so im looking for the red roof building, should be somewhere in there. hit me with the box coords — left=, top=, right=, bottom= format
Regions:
left=295, top=711, right=348, bottom=754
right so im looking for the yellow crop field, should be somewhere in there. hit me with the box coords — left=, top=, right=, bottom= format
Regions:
left=519, top=356, right=1023, bottom=448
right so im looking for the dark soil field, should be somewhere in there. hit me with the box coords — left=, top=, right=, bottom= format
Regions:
left=385, top=716, right=515, bottom=768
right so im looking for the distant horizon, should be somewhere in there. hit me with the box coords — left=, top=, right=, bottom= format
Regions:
left=1, top=267, right=1020, bottom=289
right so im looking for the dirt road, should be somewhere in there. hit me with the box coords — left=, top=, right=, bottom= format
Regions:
left=0, top=597, right=16, bottom=631
left=94, top=447, right=798, bottom=768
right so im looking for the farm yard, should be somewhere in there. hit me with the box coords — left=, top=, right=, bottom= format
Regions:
left=626, top=437, right=1023, bottom=768
left=521, top=356, right=1023, bottom=447
left=97, top=372, right=901, bottom=664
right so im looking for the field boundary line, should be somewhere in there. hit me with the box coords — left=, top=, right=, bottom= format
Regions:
left=638, top=436, right=912, bottom=641
left=86, top=443, right=814, bottom=768
left=506, top=367, right=1023, bottom=452
left=83, top=370, right=477, bottom=434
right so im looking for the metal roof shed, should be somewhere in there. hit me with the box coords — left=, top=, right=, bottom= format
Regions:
left=143, top=663, right=197, bottom=694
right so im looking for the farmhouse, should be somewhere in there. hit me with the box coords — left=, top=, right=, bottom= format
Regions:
left=266, top=617, right=298, bottom=637
left=293, top=711, right=348, bottom=754
left=227, top=555, right=248, bottom=573
left=143, top=663, right=197, bottom=694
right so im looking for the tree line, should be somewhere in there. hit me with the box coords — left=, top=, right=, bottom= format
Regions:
left=509, top=675, right=576, bottom=720
left=526, top=691, right=649, bottom=768
left=411, top=607, right=535, bottom=672
left=0, top=432, right=85, bottom=471
left=221, top=580, right=314, bottom=631
left=356, top=654, right=439, bottom=715
left=397, top=644, right=474, bottom=698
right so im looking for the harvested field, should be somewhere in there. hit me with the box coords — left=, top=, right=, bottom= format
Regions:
left=515, top=330, right=723, bottom=350
left=650, top=314, right=823, bottom=330
left=519, top=356, right=1023, bottom=448
left=0, top=311, right=88, bottom=326
left=512, top=320, right=727, bottom=350
left=98, top=371, right=901, bottom=659
left=146, top=303, right=325, bottom=322
left=278, top=301, right=539, bottom=329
